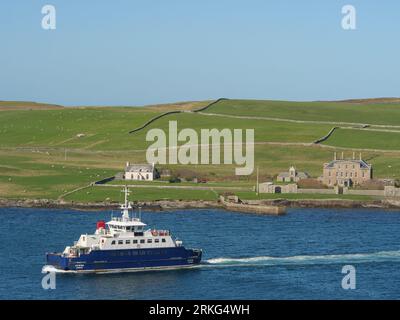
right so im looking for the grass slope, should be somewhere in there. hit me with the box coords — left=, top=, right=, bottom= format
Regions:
left=205, top=99, right=400, bottom=126
left=1, top=98, right=400, bottom=201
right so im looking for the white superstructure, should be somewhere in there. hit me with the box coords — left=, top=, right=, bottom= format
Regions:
left=62, top=187, right=181, bottom=258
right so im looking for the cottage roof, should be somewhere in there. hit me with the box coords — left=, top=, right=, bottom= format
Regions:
left=125, top=164, right=154, bottom=172
left=278, top=171, right=309, bottom=178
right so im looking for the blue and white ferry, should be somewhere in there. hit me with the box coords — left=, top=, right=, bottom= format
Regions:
left=44, top=187, right=202, bottom=273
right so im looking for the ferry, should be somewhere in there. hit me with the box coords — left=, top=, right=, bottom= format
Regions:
left=43, top=187, right=202, bottom=273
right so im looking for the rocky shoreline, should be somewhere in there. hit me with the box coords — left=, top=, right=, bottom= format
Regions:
left=1, top=198, right=400, bottom=212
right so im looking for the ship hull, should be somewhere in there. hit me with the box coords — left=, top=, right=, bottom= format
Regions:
left=46, top=247, right=202, bottom=273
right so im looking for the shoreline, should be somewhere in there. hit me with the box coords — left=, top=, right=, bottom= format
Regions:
left=1, top=198, right=400, bottom=212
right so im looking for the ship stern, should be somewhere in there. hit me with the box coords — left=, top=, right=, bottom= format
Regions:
left=46, top=253, right=69, bottom=271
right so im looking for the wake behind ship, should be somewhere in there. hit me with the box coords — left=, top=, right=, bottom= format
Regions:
left=44, top=187, right=202, bottom=273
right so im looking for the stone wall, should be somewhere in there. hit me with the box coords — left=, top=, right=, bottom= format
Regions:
left=297, top=188, right=335, bottom=194
left=343, top=189, right=384, bottom=196
left=384, top=186, right=400, bottom=197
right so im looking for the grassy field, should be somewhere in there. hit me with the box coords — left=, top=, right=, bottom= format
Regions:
left=1, top=98, right=400, bottom=202
left=0, top=109, right=332, bottom=150
left=64, top=186, right=218, bottom=202
left=322, top=128, right=400, bottom=150
left=205, top=99, right=400, bottom=126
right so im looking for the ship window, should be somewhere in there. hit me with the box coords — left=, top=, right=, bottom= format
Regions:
left=126, top=240, right=130, bottom=244
left=133, top=240, right=138, bottom=244
left=118, top=240, right=123, bottom=245
left=155, top=239, right=160, bottom=243
left=162, top=239, right=166, bottom=243
left=111, top=241, right=116, bottom=245
left=140, top=239, right=145, bottom=244
left=147, top=239, right=152, bottom=243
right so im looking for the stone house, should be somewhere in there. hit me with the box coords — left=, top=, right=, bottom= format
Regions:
left=320, top=153, right=372, bottom=187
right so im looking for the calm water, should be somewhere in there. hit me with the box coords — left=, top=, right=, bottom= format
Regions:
left=1, top=207, right=400, bottom=300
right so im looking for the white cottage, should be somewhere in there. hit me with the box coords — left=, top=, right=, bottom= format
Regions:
left=124, top=162, right=155, bottom=181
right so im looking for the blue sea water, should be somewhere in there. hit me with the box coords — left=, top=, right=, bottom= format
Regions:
left=0, top=207, right=400, bottom=300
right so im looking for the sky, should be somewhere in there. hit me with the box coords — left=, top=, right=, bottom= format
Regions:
left=0, top=0, right=399, bottom=106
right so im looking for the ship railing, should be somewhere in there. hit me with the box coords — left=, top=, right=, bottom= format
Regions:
left=151, top=229, right=170, bottom=236
left=111, top=217, right=142, bottom=223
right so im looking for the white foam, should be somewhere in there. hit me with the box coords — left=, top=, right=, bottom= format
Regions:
left=42, top=265, right=73, bottom=274
left=205, top=250, right=400, bottom=267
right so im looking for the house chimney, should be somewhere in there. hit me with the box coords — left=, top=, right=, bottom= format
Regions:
left=359, top=153, right=362, bottom=160
left=353, top=152, right=355, bottom=160
left=341, top=152, right=344, bottom=160
left=334, top=152, right=337, bottom=160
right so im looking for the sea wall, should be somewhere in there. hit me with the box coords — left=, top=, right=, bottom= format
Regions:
left=222, top=201, right=286, bottom=215
left=1, top=198, right=400, bottom=212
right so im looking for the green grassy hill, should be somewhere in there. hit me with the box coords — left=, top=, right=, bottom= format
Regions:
left=204, top=99, right=400, bottom=126
left=1, top=98, right=400, bottom=202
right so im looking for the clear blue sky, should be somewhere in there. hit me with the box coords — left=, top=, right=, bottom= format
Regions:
left=0, top=0, right=399, bottom=106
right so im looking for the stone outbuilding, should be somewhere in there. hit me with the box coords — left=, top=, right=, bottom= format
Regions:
left=277, top=166, right=310, bottom=183
left=259, top=182, right=298, bottom=194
